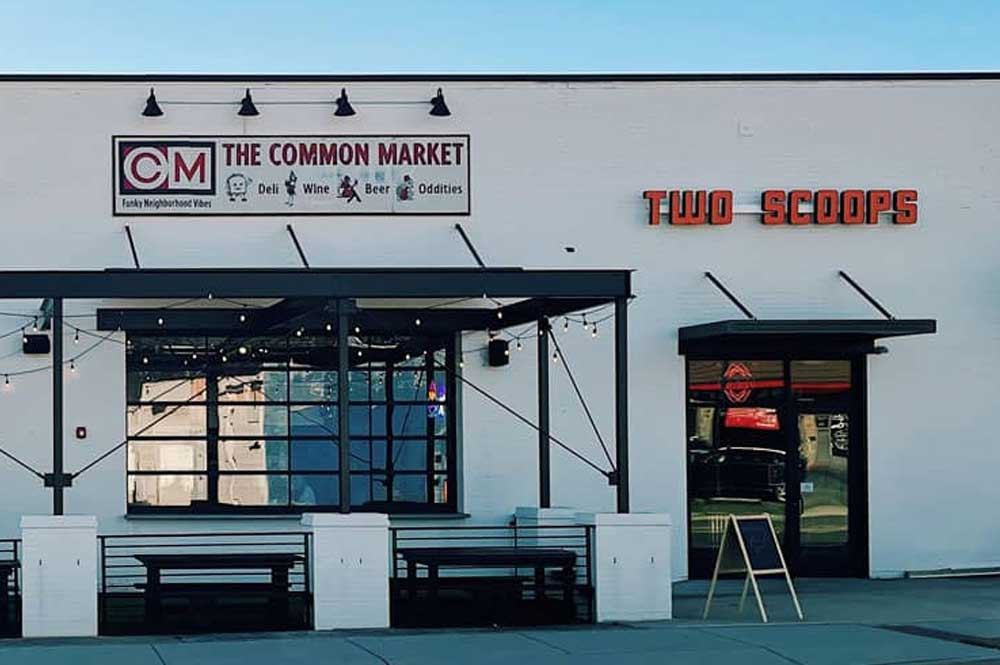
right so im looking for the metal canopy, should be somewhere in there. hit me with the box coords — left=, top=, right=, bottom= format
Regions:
left=679, top=318, right=937, bottom=355
left=0, top=268, right=631, bottom=300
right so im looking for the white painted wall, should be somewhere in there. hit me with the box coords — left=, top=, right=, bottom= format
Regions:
left=0, top=77, right=997, bottom=580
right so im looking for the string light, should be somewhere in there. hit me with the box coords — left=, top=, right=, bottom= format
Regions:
left=357, top=350, right=363, bottom=358
left=238, top=346, right=248, bottom=355
left=354, top=326, right=361, bottom=334
left=21, top=329, right=27, bottom=344
left=591, top=324, right=598, bottom=338
left=239, top=313, right=247, bottom=323
left=516, top=340, right=523, bottom=351
left=142, top=356, right=149, bottom=365
left=496, top=310, right=503, bottom=320
left=157, top=317, right=164, bottom=326
left=552, top=350, right=559, bottom=363
left=69, top=359, right=76, bottom=373
left=325, top=323, right=332, bottom=332
left=221, top=354, right=228, bottom=362
left=31, top=318, right=38, bottom=332
left=563, top=319, right=570, bottom=333
left=415, top=317, right=421, bottom=327
left=74, top=329, right=79, bottom=344
left=296, top=328, right=303, bottom=337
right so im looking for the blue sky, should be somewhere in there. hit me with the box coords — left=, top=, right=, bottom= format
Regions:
left=2, top=1, right=998, bottom=73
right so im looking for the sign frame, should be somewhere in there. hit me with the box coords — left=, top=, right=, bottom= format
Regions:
left=111, top=134, right=472, bottom=218
left=702, top=513, right=804, bottom=623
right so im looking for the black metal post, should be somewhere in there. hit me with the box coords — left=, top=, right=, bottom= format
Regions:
left=286, top=224, right=310, bottom=269
left=613, top=297, right=630, bottom=513
left=337, top=299, right=351, bottom=513
left=52, top=297, right=64, bottom=515
left=537, top=318, right=551, bottom=508
left=838, top=270, right=894, bottom=320
left=704, top=272, right=756, bottom=320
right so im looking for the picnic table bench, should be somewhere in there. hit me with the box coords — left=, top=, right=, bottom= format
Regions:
left=398, top=546, right=577, bottom=618
left=134, top=553, right=302, bottom=625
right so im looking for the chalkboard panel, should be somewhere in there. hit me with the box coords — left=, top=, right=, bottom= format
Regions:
left=736, top=518, right=782, bottom=571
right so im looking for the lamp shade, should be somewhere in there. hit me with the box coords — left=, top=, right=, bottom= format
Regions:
left=238, top=88, right=260, bottom=117
left=429, top=88, right=451, bottom=116
left=334, top=88, right=356, bottom=117
left=142, top=88, right=163, bottom=117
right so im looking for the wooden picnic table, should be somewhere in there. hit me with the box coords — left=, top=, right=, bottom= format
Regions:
left=134, top=553, right=302, bottom=625
left=398, top=546, right=577, bottom=617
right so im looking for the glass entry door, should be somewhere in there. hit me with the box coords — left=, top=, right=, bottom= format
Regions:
left=687, top=357, right=865, bottom=578
left=790, top=360, right=856, bottom=576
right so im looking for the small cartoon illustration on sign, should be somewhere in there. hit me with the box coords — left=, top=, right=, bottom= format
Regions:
left=396, top=174, right=415, bottom=201
left=225, top=173, right=252, bottom=202
left=338, top=176, right=361, bottom=203
left=284, top=171, right=298, bottom=207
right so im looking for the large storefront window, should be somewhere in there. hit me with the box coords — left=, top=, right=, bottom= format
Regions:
left=126, top=333, right=456, bottom=514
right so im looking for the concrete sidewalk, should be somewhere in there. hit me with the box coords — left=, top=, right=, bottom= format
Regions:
left=3, top=577, right=1000, bottom=664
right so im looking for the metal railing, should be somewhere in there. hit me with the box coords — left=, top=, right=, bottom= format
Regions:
left=98, top=531, right=311, bottom=635
left=0, top=540, right=20, bottom=638
left=389, top=523, right=594, bottom=627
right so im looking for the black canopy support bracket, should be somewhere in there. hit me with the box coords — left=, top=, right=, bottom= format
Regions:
left=838, top=270, right=894, bottom=320
left=125, top=225, right=141, bottom=269
left=704, top=272, right=756, bottom=320
left=455, top=224, right=486, bottom=268
left=286, top=225, right=310, bottom=269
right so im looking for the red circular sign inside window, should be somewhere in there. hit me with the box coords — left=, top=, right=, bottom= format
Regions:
left=723, top=362, right=754, bottom=403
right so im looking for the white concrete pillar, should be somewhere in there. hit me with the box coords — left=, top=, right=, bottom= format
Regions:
left=20, top=515, right=98, bottom=637
left=514, top=506, right=578, bottom=528
left=301, top=512, right=389, bottom=630
left=577, top=512, right=672, bottom=622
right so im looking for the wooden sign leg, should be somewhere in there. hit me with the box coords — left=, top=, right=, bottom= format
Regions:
left=737, top=573, right=750, bottom=613
left=783, top=568, right=804, bottom=620
left=702, top=520, right=731, bottom=620
left=747, top=572, right=769, bottom=623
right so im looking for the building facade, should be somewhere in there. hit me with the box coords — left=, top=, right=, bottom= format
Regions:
left=0, top=73, right=996, bottom=581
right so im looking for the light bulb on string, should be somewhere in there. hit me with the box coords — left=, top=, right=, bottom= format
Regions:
left=354, top=326, right=361, bottom=334
left=69, top=359, right=76, bottom=373
left=73, top=329, right=79, bottom=344
left=496, top=310, right=503, bottom=320
left=591, top=324, right=598, bottom=338
left=32, top=318, right=38, bottom=332
left=563, top=319, right=569, bottom=333
left=516, top=340, right=523, bottom=352
left=552, top=350, right=559, bottom=363
left=415, top=317, right=421, bottom=327
left=21, top=329, right=27, bottom=344
left=157, top=317, right=164, bottom=326
left=142, top=356, right=149, bottom=365
left=238, top=346, right=248, bottom=355
left=221, top=354, right=228, bottom=363
left=239, top=313, right=247, bottom=323
left=325, top=323, right=332, bottom=332
left=357, top=350, right=363, bottom=358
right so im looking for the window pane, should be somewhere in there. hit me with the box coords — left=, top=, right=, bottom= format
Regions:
left=348, top=371, right=370, bottom=401
left=292, top=475, right=338, bottom=505
left=433, top=439, right=448, bottom=471
left=349, top=405, right=373, bottom=435
left=128, top=440, right=207, bottom=472
left=393, top=370, right=427, bottom=400
left=219, top=404, right=288, bottom=436
left=432, top=473, right=449, bottom=504
left=219, top=440, right=288, bottom=471
left=291, top=439, right=338, bottom=471
left=351, top=475, right=373, bottom=505
left=128, top=372, right=206, bottom=403
left=392, top=441, right=427, bottom=471
left=393, top=407, right=435, bottom=436
left=290, top=370, right=337, bottom=402
left=350, top=440, right=373, bottom=471
left=218, top=372, right=287, bottom=402
left=128, top=474, right=208, bottom=507
left=391, top=475, right=427, bottom=503
left=218, top=474, right=288, bottom=506
left=128, top=405, right=206, bottom=437
left=791, top=360, right=852, bottom=399
left=291, top=404, right=336, bottom=435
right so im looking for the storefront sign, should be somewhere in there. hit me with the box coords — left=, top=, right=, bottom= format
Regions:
left=113, top=135, right=470, bottom=216
left=643, top=189, right=917, bottom=226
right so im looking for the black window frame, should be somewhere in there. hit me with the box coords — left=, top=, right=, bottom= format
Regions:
left=125, top=332, right=459, bottom=515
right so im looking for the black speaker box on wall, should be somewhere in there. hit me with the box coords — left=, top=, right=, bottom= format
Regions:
left=22, top=334, right=50, bottom=355
left=487, top=339, right=510, bottom=367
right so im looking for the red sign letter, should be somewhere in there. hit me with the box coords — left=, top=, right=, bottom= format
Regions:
left=643, top=190, right=666, bottom=226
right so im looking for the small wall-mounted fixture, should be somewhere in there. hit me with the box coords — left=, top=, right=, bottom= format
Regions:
left=238, top=88, right=260, bottom=117
left=429, top=88, right=451, bottom=117
left=142, top=88, right=163, bottom=117
left=487, top=339, right=510, bottom=367
left=75, top=427, right=87, bottom=440
left=334, top=88, right=356, bottom=117
left=22, top=334, right=50, bottom=355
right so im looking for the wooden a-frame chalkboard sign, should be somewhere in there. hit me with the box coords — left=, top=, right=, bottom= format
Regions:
left=702, top=514, right=804, bottom=623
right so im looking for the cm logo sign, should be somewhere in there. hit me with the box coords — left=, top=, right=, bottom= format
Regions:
left=117, top=140, right=216, bottom=195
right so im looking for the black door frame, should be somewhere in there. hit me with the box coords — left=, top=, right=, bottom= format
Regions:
left=685, top=351, right=869, bottom=578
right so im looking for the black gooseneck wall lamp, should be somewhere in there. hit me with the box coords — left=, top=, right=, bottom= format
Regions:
left=237, top=88, right=260, bottom=117
left=334, top=88, right=356, bottom=117
left=429, top=88, right=451, bottom=116
left=141, top=88, right=163, bottom=117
